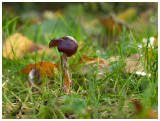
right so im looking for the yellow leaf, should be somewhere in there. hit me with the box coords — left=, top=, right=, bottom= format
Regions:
left=117, top=8, right=136, bottom=21
left=3, top=33, right=50, bottom=60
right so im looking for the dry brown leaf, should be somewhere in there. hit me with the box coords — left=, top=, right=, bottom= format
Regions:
left=125, top=54, right=152, bottom=77
left=100, top=14, right=130, bottom=35
left=78, top=55, right=120, bottom=67
left=147, top=109, right=158, bottom=119
left=130, top=98, right=142, bottom=114
left=3, top=33, right=50, bottom=60
left=132, top=9, right=154, bottom=33
left=79, top=54, right=107, bottom=65
left=130, top=98, right=158, bottom=119
left=125, top=54, right=144, bottom=74
left=105, top=56, right=120, bottom=64
left=72, top=55, right=119, bottom=77
left=73, top=53, right=148, bottom=78
left=21, top=61, right=59, bottom=77
left=71, top=55, right=109, bottom=79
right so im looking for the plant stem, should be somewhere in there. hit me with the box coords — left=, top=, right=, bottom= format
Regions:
left=61, top=52, right=70, bottom=94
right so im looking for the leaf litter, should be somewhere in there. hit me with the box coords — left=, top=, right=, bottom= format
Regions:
left=20, top=61, right=59, bottom=77
left=3, top=33, right=51, bottom=60
left=72, top=53, right=151, bottom=78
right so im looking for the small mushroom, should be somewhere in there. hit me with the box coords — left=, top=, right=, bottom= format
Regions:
left=49, top=36, right=78, bottom=94
left=28, top=68, right=40, bottom=86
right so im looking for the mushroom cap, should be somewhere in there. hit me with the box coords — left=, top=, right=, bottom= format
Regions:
left=49, top=36, right=78, bottom=57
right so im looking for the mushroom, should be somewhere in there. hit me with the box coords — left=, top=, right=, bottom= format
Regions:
left=28, top=68, right=40, bottom=86
left=49, top=36, right=78, bottom=94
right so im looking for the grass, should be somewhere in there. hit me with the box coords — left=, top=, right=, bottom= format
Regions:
left=2, top=5, right=158, bottom=119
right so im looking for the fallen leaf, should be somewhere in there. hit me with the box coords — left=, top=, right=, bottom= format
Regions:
left=130, top=98, right=142, bottom=114
left=125, top=54, right=144, bottom=73
left=43, top=10, right=62, bottom=20
left=74, top=55, right=118, bottom=72
left=72, top=55, right=113, bottom=79
left=130, top=98, right=158, bottom=119
left=117, top=8, right=136, bottom=22
left=3, top=33, right=50, bottom=60
left=74, top=54, right=149, bottom=77
left=132, top=9, right=154, bottom=33
left=100, top=14, right=130, bottom=35
left=20, top=61, right=59, bottom=77
left=125, top=53, right=152, bottom=77
left=72, top=52, right=152, bottom=78
left=79, top=54, right=107, bottom=65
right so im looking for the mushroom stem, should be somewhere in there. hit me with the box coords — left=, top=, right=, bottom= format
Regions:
left=61, top=52, right=71, bottom=93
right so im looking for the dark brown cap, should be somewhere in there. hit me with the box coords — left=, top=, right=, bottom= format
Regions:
left=49, top=36, right=78, bottom=57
